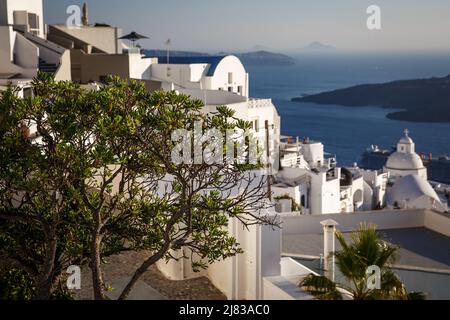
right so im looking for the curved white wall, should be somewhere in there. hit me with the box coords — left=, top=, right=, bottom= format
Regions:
left=207, top=56, right=248, bottom=97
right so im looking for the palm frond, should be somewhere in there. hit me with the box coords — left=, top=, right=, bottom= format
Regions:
left=299, top=274, right=343, bottom=300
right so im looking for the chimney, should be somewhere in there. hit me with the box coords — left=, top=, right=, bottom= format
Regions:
left=320, top=219, right=339, bottom=281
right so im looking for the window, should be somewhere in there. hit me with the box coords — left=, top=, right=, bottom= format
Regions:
left=28, top=13, right=39, bottom=29
left=228, top=72, right=233, bottom=84
left=228, top=87, right=233, bottom=92
left=28, top=13, right=40, bottom=35
left=238, top=86, right=243, bottom=95
left=23, top=87, right=33, bottom=98
left=218, top=87, right=223, bottom=91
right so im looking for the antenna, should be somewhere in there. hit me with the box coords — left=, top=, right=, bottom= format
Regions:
left=165, top=38, right=171, bottom=77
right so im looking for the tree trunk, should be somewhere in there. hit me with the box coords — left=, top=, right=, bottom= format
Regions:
left=91, top=233, right=105, bottom=300
left=117, top=213, right=180, bottom=300
left=118, top=250, right=167, bottom=300
left=34, top=227, right=58, bottom=300
left=34, top=277, right=53, bottom=300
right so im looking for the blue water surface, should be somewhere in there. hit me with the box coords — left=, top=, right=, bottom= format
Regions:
left=246, top=52, right=450, bottom=166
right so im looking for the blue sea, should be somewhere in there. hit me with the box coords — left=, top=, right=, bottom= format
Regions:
left=246, top=52, right=450, bottom=166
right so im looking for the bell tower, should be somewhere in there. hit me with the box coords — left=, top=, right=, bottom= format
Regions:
left=397, top=129, right=415, bottom=154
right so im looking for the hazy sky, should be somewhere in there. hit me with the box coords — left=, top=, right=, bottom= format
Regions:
left=43, top=0, right=450, bottom=53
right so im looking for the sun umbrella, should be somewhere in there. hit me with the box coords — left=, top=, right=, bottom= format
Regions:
left=119, top=31, right=149, bottom=47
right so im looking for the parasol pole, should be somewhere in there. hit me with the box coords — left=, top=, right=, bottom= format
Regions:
left=166, top=38, right=171, bottom=77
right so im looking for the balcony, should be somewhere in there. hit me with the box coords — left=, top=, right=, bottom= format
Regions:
left=248, top=98, right=273, bottom=109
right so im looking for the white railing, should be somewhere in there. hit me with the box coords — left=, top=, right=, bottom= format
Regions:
left=248, top=98, right=273, bottom=109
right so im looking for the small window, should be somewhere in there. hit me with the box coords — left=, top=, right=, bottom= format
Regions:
left=23, top=87, right=33, bottom=98
left=218, top=87, right=223, bottom=91
left=28, top=13, right=40, bottom=33
left=228, top=87, right=233, bottom=92
left=228, top=72, right=233, bottom=84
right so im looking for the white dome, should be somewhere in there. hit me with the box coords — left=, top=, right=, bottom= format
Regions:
left=386, top=152, right=424, bottom=170
left=386, top=175, right=441, bottom=206
left=398, top=129, right=413, bottom=144
left=398, top=136, right=413, bottom=144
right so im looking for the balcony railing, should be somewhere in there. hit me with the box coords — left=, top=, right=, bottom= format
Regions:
left=248, top=98, right=273, bottom=109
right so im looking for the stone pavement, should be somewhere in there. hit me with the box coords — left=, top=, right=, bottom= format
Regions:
left=73, top=250, right=226, bottom=300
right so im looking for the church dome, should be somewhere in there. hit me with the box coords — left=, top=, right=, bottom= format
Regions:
left=386, top=152, right=424, bottom=170
left=398, top=135, right=413, bottom=144
left=386, top=175, right=441, bottom=206
left=385, top=129, right=424, bottom=171
left=398, top=129, right=414, bottom=144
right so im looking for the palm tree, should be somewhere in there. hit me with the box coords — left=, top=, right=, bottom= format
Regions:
left=299, top=224, right=426, bottom=300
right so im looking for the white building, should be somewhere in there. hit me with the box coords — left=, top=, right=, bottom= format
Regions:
left=350, top=167, right=388, bottom=210
left=46, top=23, right=158, bottom=84
left=272, top=137, right=367, bottom=215
left=153, top=55, right=281, bottom=156
left=384, top=129, right=428, bottom=181
left=0, top=0, right=71, bottom=96
left=0, top=0, right=44, bottom=37
left=0, top=0, right=71, bottom=80
left=150, top=55, right=249, bottom=98
left=383, top=130, right=446, bottom=212
left=386, top=174, right=447, bottom=212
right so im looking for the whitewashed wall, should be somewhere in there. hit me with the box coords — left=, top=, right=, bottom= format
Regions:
left=14, top=33, right=38, bottom=68
left=54, top=50, right=72, bottom=81
left=3, top=0, right=44, bottom=37
left=424, top=210, right=450, bottom=237
left=151, top=56, right=248, bottom=97
left=52, top=25, right=122, bottom=54
left=309, top=170, right=341, bottom=215
left=128, top=53, right=153, bottom=80
left=208, top=56, right=248, bottom=97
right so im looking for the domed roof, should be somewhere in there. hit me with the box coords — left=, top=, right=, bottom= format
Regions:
left=386, top=175, right=441, bottom=205
left=386, top=152, right=424, bottom=170
left=398, top=129, right=413, bottom=144
left=399, top=135, right=413, bottom=144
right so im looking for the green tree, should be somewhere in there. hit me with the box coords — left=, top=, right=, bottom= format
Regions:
left=299, top=224, right=426, bottom=300
left=0, top=73, right=275, bottom=300
left=0, top=80, right=92, bottom=299
left=115, top=86, right=274, bottom=300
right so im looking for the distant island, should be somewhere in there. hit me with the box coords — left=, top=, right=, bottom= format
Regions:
left=292, top=75, right=450, bottom=123
left=144, top=49, right=296, bottom=66
left=235, top=51, right=296, bottom=66
left=302, top=41, right=336, bottom=52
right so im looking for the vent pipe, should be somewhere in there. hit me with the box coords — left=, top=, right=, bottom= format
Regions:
left=320, top=219, right=339, bottom=281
